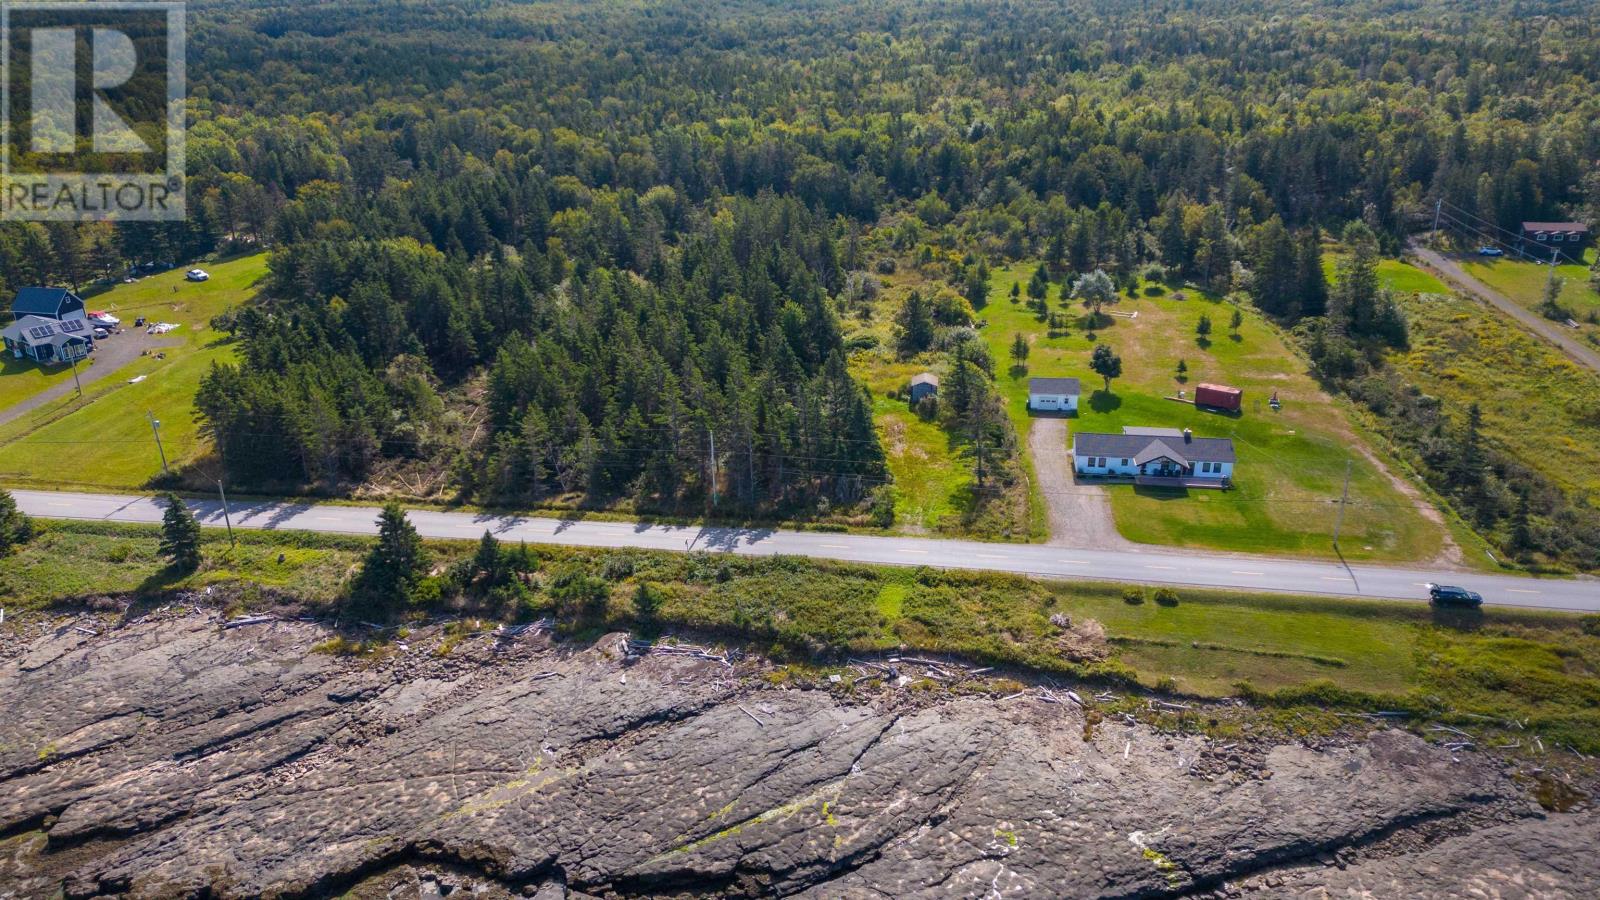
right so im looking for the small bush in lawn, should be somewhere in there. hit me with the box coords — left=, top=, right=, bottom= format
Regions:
left=1122, top=587, right=1146, bottom=605
left=1154, top=588, right=1180, bottom=607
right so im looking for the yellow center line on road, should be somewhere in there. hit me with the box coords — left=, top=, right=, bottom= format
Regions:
left=1231, top=570, right=1264, bottom=576
left=1146, top=565, right=1176, bottom=571
left=1505, top=589, right=1540, bottom=595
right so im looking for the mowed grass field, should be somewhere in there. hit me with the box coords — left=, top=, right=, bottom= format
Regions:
left=979, top=263, right=1450, bottom=562
left=1460, top=247, right=1600, bottom=337
left=0, top=255, right=268, bottom=489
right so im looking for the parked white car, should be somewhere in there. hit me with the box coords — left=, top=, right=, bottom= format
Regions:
left=186, top=268, right=210, bottom=282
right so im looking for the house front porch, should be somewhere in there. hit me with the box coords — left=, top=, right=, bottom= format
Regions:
left=1134, top=474, right=1231, bottom=490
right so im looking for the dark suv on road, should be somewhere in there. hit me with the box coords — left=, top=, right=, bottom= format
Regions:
left=1427, top=584, right=1484, bottom=608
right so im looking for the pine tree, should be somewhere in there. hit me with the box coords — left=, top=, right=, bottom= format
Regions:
left=1196, top=313, right=1213, bottom=341
left=0, top=488, right=33, bottom=553
left=1010, top=332, right=1029, bottom=366
left=159, top=493, right=202, bottom=573
left=1229, top=307, right=1243, bottom=335
left=895, top=290, right=935, bottom=355
left=352, top=503, right=429, bottom=612
left=473, top=529, right=504, bottom=584
left=1296, top=227, right=1328, bottom=318
left=1027, top=266, right=1050, bottom=303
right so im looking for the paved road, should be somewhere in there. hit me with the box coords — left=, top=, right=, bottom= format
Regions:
left=1408, top=244, right=1600, bottom=375
left=15, top=489, right=1598, bottom=612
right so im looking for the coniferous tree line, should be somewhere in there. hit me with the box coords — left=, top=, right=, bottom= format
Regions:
left=0, top=0, right=1595, bottom=533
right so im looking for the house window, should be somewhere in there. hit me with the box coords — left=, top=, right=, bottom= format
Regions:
left=1120, top=458, right=1130, bottom=466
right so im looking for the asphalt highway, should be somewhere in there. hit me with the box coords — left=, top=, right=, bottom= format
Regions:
left=16, top=489, right=1598, bottom=612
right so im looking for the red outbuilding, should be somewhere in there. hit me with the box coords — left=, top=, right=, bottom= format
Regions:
left=1194, top=383, right=1242, bottom=412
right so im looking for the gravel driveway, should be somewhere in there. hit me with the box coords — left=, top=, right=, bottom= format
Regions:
left=1028, top=414, right=1133, bottom=549
left=0, top=328, right=180, bottom=428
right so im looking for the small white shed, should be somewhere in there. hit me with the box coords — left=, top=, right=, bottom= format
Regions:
left=1028, top=376, right=1081, bottom=413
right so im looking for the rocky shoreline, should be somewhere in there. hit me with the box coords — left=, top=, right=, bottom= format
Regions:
left=2, top=607, right=1595, bottom=898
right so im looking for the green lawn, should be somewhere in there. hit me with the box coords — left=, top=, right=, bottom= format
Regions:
left=0, top=355, right=81, bottom=413
left=1324, top=253, right=1450, bottom=296
left=977, top=263, right=1449, bottom=561
left=0, top=254, right=267, bottom=489
left=1461, top=248, right=1600, bottom=333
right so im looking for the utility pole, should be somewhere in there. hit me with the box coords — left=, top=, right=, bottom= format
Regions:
left=1332, top=459, right=1352, bottom=548
left=707, top=429, right=718, bottom=506
left=216, top=479, right=235, bottom=546
left=1430, top=198, right=1442, bottom=247
left=68, top=347, right=83, bottom=399
left=147, top=411, right=168, bottom=474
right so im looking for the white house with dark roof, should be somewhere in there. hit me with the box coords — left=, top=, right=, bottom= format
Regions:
left=2, top=315, right=91, bottom=364
left=1071, top=426, right=1235, bottom=487
left=1028, top=376, right=1081, bottom=412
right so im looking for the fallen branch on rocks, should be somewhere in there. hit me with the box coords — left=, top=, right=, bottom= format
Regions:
left=502, top=619, right=551, bottom=639
left=627, top=638, right=733, bottom=668
left=737, top=704, right=765, bottom=727
left=223, top=615, right=277, bottom=630
left=73, top=625, right=98, bottom=636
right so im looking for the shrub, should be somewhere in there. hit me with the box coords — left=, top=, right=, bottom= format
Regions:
left=1153, top=588, right=1180, bottom=607
left=1582, top=615, right=1600, bottom=637
left=0, top=488, right=33, bottom=553
left=1122, top=587, right=1146, bottom=605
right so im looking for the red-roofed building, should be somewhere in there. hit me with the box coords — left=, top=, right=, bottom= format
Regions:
left=1519, top=222, right=1591, bottom=261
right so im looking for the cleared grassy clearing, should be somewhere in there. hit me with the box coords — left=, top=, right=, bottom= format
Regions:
left=846, top=265, right=1033, bottom=539
left=1389, top=289, right=1600, bottom=501
left=1460, top=248, right=1600, bottom=327
left=976, top=263, right=1447, bottom=561
left=0, top=255, right=267, bottom=489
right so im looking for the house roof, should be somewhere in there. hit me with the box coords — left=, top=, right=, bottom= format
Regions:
left=12, top=287, right=81, bottom=318
left=911, top=372, right=939, bottom=387
left=1072, top=430, right=1236, bottom=464
left=1029, top=376, right=1081, bottom=395
left=2, top=314, right=88, bottom=349
left=1521, top=222, right=1590, bottom=233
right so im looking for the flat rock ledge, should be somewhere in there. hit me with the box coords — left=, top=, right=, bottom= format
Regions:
left=1, top=612, right=1594, bottom=898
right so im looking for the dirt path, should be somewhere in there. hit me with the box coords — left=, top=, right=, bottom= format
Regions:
left=1408, top=243, right=1600, bottom=376
left=1027, top=415, right=1133, bottom=549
